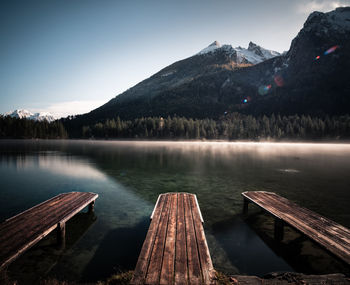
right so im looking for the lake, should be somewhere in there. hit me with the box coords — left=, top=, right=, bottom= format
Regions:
left=1, top=140, right=350, bottom=283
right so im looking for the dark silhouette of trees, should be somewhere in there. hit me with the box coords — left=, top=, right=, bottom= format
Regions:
left=0, top=116, right=68, bottom=139
left=2, top=113, right=349, bottom=140
left=78, top=113, right=350, bottom=140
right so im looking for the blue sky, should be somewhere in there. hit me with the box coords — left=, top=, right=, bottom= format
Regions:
left=1, top=0, right=349, bottom=118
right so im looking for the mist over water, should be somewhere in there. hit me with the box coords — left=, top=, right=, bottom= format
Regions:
left=1, top=140, right=350, bottom=283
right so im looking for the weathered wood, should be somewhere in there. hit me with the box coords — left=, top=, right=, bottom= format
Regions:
left=242, top=191, right=350, bottom=265
left=189, top=195, right=215, bottom=285
left=0, top=192, right=81, bottom=240
left=131, top=193, right=215, bottom=284
left=145, top=195, right=171, bottom=284
left=0, top=192, right=98, bottom=269
left=184, top=194, right=202, bottom=284
left=174, top=193, right=188, bottom=285
left=160, top=194, right=177, bottom=285
left=131, top=195, right=166, bottom=284
left=0, top=193, right=91, bottom=252
left=0, top=194, right=89, bottom=255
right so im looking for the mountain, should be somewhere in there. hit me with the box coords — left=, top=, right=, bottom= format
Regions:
left=5, top=109, right=56, bottom=122
left=66, top=7, right=350, bottom=130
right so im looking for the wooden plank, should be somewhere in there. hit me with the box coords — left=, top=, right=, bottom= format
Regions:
left=0, top=192, right=89, bottom=238
left=0, top=192, right=98, bottom=269
left=0, top=193, right=91, bottom=252
left=145, top=194, right=172, bottom=284
left=131, top=194, right=166, bottom=284
left=132, top=193, right=214, bottom=284
left=265, top=194, right=350, bottom=243
left=264, top=194, right=350, bottom=260
left=247, top=193, right=350, bottom=251
left=184, top=194, right=202, bottom=284
left=242, top=191, right=350, bottom=265
left=0, top=192, right=79, bottom=236
left=189, top=195, right=215, bottom=285
left=160, top=193, right=177, bottom=285
left=0, top=193, right=88, bottom=255
left=1, top=193, right=97, bottom=264
left=175, top=193, right=188, bottom=285
left=4, top=193, right=68, bottom=222
left=247, top=192, right=349, bottom=240
left=60, top=194, right=98, bottom=224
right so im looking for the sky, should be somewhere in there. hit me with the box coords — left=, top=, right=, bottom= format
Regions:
left=1, top=0, right=350, bottom=118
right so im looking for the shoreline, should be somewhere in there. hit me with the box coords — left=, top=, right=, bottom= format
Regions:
left=2, top=138, right=350, bottom=145
left=2, top=270, right=350, bottom=285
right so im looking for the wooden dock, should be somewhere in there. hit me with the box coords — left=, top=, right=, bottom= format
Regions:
left=242, top=191, right=350, bottom=265
left=0, top=191, right=98, bottom=269
left=131, top=193, right=215, bottom=285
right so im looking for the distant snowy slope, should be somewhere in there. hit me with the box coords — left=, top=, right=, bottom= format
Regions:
left=5, top=109, right=56, bottom=122
left=34, top=112, right=56, bottom=122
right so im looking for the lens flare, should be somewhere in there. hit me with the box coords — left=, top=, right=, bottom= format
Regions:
left=258, top=84, right=273, bottom=96
left=258, top=86, right=267, bottom=95
left=274, top=75, right=284, bottom=87
left=324, top=45, right=338, bottom=55
left=242, top=97, right=251, bottom=104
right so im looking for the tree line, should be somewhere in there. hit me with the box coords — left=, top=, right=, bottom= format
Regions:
left=80, top=113, right=350, bottom=140
left=2, top=113, right=350, bottom=140
left=0, top=115, right=68, bottom=139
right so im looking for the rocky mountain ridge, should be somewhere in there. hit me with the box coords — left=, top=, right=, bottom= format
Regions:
left=197, top=41, right=280, bottom=64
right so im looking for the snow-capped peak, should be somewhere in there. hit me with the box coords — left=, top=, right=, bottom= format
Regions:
left=197, top=41, right=221, bottom=55
left=5, top=109, right=56, bottom=122
left=6, top=109, right=34, bottom=119
left=196, top=41, right=280, bottom=64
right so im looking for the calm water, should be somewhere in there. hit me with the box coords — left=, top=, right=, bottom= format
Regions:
left=1, top=140, right=350, bottom=283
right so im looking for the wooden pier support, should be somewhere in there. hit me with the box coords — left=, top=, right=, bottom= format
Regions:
left=274, top=218, right=284, bottom=241
left=243, top=198, right=249, bottom=215
left=57, top=222, right=66, bottom=247
left=88, top=201, right=95, bottom=213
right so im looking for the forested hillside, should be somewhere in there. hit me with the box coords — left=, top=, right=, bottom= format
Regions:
left=77, top=113, right=350, bottom=140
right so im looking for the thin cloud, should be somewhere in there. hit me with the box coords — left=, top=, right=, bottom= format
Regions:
left=296, top=0, right=350, bottom=14
left=33, top=100, right=106, bottom=119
